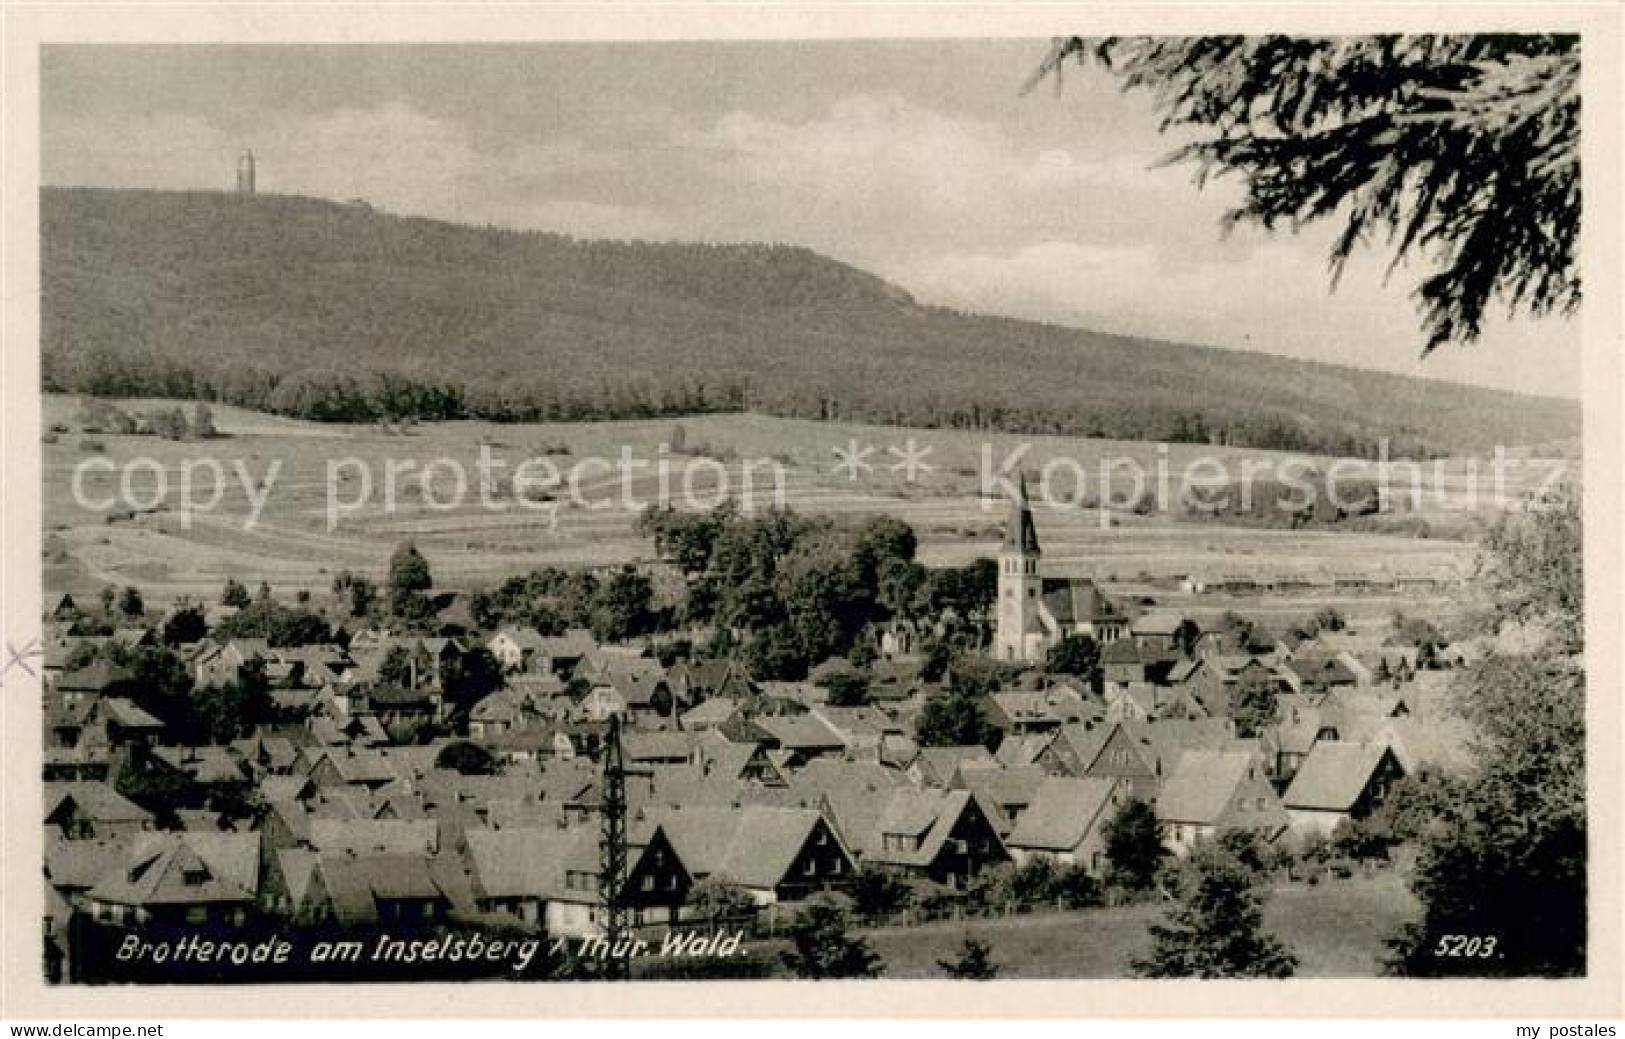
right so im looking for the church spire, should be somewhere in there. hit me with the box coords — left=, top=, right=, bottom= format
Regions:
left=1003, top=471, right=1040, bottom=556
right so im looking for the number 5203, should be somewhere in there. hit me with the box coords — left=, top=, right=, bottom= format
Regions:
left=1434, top=934, right=1498, bottom=958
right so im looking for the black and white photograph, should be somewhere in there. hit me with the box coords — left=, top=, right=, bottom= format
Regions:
left=4, top=6, right=1619, bottom=1021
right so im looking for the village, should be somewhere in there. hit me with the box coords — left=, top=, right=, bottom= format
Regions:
left=40, top=465, right=1484, bottom=982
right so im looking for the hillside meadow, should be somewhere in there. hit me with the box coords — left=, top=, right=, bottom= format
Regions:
left=42, top=395, right=1562, bottom=634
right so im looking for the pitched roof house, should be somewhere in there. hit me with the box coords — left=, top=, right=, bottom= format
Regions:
left=85, top=832, right=260, bottom=928
left=1036, top=721, right=1160, bottom=799
left=1006, top=776, right=1132, bottom=871
left=1282, top=741, right=1407, bottom=837
left=907, top=745, right=997, bottom=788
left=1156, top=749, right=1288, bottom=855
left=465, top=822, right=689, bottom=936
left=45, top=781, right=154, bottom=840
left=487, top=628, right=548, bottom=673
left=643, top=804, right=854, bottom=905
left=950, top=764, right=1048, bottom=835
left=854, top=788, right=1010, bottom=887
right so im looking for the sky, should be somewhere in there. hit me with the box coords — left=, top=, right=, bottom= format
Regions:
left=41, top=42, right=1580, bottom=399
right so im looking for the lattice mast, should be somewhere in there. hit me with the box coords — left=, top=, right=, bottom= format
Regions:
left=599, top=713, right=631, bottom=980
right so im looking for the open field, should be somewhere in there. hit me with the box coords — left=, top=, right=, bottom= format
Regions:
left=669, top=874, right=1420, bottom=979
left=43, top=395, right=1565, bottom=625
left=860, top=873, right=1419, bottom=979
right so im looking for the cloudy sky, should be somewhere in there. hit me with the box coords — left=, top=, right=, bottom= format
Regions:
left=42, top=42, right=1579, bottom=398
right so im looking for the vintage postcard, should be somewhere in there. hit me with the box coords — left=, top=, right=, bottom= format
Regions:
left=1, top=1, right=1620, bottom=1021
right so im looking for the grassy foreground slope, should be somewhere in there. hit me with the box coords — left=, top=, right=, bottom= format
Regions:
left=43, top=187, right=1577, bottom=456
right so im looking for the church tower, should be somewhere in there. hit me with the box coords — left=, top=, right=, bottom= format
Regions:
left=995, top=471, right=1045, bottom=662
left=236, top=150, right=256, bottom=196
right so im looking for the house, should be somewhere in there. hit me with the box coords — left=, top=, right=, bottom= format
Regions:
left=811, top=705, right=906, bottom=756
left=852, top=788, right=1010, bottom=887
left=753, top=714, right=845, bottom=766
left=877, top=618, right=926, bottom=660
left=359, top=683, right=444, bottom=730
left=986, top=687, right=1097, bottom=734
left=645, top=804, right=854, bottom=905
left=1101, top=640, right=1181, bottom=692
left=260, top=774, right=317, bottom=805
left=907, top=745, right=996, bottom=788
left=1036, top=721, right=1160, bottom=800
left=487, top=628, right=548, bottom=673
left=623, top=730, right=701, bottom=768
left=579, top=671, right=675, bottom=725
left=107, top=626, right=156, bottom=653
left=309, top=818, right=438, bottom=858
left=1134, top=718, right=1241, bottom=781
left=45, top=781, right=153, bottom=840
left=1128, top=612, right=1188, bottom=654
left=308, top=711, right=390, bottom=748
left=192, top=638, right=271, bottom=689
left=680, top=697, right=743, bottom=732
left=1281, top=742, right=1407, bottom=837
left=574, top=647, right=664, bottom=686
left=667, top=658, right=757, bottom=706
left=691, top=735, right=786, bottom=787
left=1165, top=658, right=1232, bottom=718
left=232, top=734, right=300, bottom=776
left=1006, top=776, right=1132, bottom=871
left=1282, top=654, right=1361, bottom=696
left=55, top=660, right=137, bottom=702
left=994, top=730, right=1056, bottom=769
left=44, top=696, right=96, bottom=751
left=1369, top=715, right=1476, bottom=778
left=1156, top=682, right=1213, bottom=722
left=1156, top=749, right=1288, bottom=855
left=1103, top=682, right=1157, bottom=723
left=868, top=659, right=932, bottom=705
left=468, top=688, right=537, bottom=739
left=85, top=697, right=165, bottom=749
left=465, top=822, right=689, bottom=935
left=467, top=822, right=585, bottom=929
left=315, top=853, right=455, bottom=929
left=154, top=746, right=251, bottom=792
left=950, top=764, right=1048, bottom=834
left=45, top=835, right=131, bottom=912
left=262, top=847, right=329, bottom=924
left=84, top=832, right=260, bottom=928
left=43, top=743, right=113, bottom=783
left=477, top=719, right=563, bottom=766
left=533, top=629, right=598, bottom=676
left=302, top=748, right=402, bottom=790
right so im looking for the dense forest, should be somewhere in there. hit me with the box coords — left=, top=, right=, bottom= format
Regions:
left=42, top=188, right=1579, bottom=457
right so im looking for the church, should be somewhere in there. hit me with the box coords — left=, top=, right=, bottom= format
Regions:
left=994, top=474, right=1129, bottom=663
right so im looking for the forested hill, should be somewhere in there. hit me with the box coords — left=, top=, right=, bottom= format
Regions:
left=42, top=187, right=1578, bottom=457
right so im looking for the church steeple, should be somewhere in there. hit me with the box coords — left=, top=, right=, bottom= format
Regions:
left=1003, top=471, right=1041, bottom=556
left=995, top=471, right=1044, bottom=662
